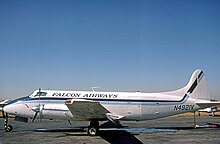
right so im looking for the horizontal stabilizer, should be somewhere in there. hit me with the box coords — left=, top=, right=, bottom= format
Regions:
left=196, top=101, right=220, bottom=109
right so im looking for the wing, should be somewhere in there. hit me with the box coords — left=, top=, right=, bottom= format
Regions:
left=65, top=99, right=109, bottom=120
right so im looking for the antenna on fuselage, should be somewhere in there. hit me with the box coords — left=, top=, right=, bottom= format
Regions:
left=91, top=87, right=99, bottom=92
left=38, top=88, right=41, bottom=101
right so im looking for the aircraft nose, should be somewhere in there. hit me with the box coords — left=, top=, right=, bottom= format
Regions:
left=3, top=103, right=34, bottom=118
left=3, top=104, right=16, bottom=115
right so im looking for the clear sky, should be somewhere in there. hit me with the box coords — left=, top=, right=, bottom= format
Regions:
left=0, top=0, right=220, bottom=100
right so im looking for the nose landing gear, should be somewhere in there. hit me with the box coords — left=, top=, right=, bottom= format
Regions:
left=2, top=111, right=13, bottom=132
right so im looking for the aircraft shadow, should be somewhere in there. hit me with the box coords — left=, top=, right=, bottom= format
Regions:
left=99, top=130, right=143, bottom=144
left=35, top=121, right=220, bottom=144
left=36, top=121, right=143, bottom=144
left=36, top=127, right=143, bottom=144
left=100, top=121, right=143, bottom=144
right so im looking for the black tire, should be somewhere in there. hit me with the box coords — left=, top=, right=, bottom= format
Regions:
left=87, top=126, right=99, bottom=136
left=5, top=125, right=13, bottom=132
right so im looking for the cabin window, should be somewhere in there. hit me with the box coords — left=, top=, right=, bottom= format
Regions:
left=35, top=92, right=47, bottom=97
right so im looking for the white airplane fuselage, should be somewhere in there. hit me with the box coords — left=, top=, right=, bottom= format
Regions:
left=4, top=90, right=201, bottom=121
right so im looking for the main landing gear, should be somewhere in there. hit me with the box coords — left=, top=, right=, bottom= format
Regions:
left=2, top=111, right=13, bottom=132
left=87, top=120, right=99, bottom=136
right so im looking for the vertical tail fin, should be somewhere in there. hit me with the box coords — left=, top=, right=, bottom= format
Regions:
left=165, top=69, right=210, bottom=100
left=185, top=69, right=210, bottom=100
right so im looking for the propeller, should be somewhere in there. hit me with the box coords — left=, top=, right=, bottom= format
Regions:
left=31, top=105, right=44, bottom=122
left=1, top=100, right=11, bottom=119
left=31, top=88, right=44, bottom=122
left=1, top=101, right=9, bottom=122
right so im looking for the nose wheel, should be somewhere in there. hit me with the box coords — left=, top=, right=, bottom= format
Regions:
left=5, top=125, right=13, bottom=132
left=3, top=111, right=13, bottom=132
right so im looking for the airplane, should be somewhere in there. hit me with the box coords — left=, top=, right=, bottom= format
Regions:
left=198, top=106, right=219, bottom=116
left=2, top=69, right=220, bottom=136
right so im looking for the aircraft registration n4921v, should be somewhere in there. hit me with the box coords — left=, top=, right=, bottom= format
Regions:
left=2, top=69, right=220, bottom=136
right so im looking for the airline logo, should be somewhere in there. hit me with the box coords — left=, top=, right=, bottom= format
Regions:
left=52, top=92, right=118, bottom=99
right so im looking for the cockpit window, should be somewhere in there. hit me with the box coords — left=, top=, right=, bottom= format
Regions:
left=35, top=92, right=47, bottom=97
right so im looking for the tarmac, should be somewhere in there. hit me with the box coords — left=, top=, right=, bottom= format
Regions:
left=0, top=115, right=220, bottom=144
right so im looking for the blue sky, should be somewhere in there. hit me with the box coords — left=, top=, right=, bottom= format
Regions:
left=0, top=0, right=220, bottom=100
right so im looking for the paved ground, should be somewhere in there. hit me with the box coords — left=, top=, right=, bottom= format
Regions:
left=0, top=115, right=220, bottom=144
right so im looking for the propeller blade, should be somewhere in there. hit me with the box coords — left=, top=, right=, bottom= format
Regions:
left=31, top=104, right=44, bottom=122
left=32, top=111, right=39, bottom=122
left=39, top=105, right=44, bottom=121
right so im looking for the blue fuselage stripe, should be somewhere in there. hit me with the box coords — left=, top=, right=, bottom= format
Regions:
left=19, top=94, right=188, bottom=103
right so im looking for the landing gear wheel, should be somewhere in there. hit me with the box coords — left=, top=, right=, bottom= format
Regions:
left=87, top=120, right=99, bottom=136
left=87, top=126, right=99, bottom=136
left=5, top=125, right=13, bottom=132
